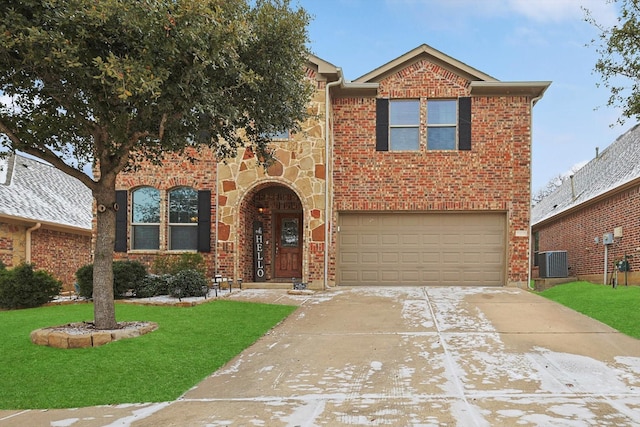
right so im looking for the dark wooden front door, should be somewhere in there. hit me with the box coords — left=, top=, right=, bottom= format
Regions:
left=275, top=213, right=302, bottom=279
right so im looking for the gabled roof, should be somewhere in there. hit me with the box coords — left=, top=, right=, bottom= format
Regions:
left=354, top=44, right=498, bottom=83
left=532, top=124, right=640, bottom=226
left=0, top=153, right=92, bottom=231
left=351, top=44, right=550, bottom=101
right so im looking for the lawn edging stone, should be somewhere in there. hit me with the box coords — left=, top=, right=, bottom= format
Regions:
left=30, top=321, right=158, bottom=349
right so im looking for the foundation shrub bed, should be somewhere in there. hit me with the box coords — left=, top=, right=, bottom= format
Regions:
left=152, top=253, right=206, bottom=275
left=170, top=269, right=208, bottom=299
left=133, top=274, right=173, bottom=298
left=75, top=260, right=148, bottom=299
left=0, top=263, right=62, bottom=309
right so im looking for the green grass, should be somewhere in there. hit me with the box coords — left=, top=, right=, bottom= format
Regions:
left=0, top=300, right=297, bottom=409
left=538, top=281, right=640, bottom=339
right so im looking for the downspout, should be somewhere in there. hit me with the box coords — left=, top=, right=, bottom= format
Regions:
left=25, top=222, right=42, bottom=264
left=528, top=94, right=544, bottom=290
left=215, top=161, right=219, bottom=275
left=324, top=70, right=344, bottom=290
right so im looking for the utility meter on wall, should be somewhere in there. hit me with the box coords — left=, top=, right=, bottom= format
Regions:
left=603, top=233, right=614, bottom=245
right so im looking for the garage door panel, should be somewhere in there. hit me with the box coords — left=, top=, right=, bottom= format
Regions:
left=381, top=252, right=399, bottom=263
left=340, top=252, right=359, bottom=264
left=382, top=234, right=399, bottom=245
left=361, top=252, right=379, bottom=264
left=361, top=271, right=380, bottom=282
left=360, top=234, right=379, bottom=245
left=381, top=270, right=400, bottom=281
left=338, top=213, right=505, bottom=286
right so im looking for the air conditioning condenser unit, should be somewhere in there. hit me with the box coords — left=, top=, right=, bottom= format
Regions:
left=539, top=251, right=568, bottom=278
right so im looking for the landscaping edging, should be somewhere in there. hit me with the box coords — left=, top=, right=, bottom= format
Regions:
left=30, top=321, right=158, bottom=349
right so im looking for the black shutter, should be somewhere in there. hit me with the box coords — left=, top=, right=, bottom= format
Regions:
left=458, top=97, right=472, bottom=151
left=114, top=190, right=128, bottom=252
left=376, top=98, right=389, bottom=151
left=197, top=190, right=211, bottom=253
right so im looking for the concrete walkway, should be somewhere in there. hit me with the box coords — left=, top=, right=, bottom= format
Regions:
left=2, top=286, right=640, bottom=426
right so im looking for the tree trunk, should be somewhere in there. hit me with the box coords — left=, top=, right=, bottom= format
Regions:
left=93, top=174, right=118, bottom=330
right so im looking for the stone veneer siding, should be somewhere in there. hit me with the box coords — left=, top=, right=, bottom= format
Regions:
left=331, top=59, right=533, bottom=287
left=114, top=71, right=329, bottom=285
left=533, top=182, right=640, bottom=284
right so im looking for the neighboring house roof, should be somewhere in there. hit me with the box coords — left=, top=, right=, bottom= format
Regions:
left=0, top=153, right=92, bottom=231
left=532, top=124, right=640, bottom=226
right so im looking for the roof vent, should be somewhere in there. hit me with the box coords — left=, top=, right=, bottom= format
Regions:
left=570, top=174, right=575, bottom=200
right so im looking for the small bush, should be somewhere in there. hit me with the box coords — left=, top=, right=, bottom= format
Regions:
left=153, top=253, right=205, bottom=275
left=0, top=263, right=62, bottom=309
left=133, top=274, right=172, bottom=298
left=112, top=260, right=147, bottom=297
left=75, top=260, right=147, bottom=299
left=170, top=269, right=208, bottom=299
left=0, top=260, right=5, bottom=270
left=75, top=264, right=94, bottom=298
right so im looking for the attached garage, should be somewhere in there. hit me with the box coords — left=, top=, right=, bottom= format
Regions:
left=337, top=212, right=506, bottom=286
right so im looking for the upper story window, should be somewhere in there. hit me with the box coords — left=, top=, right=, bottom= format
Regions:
left=390, top=100, right=420, bottom=151
left=131, top=187, right=160, bottom=250
left=427, top=100, right=457, bottom=150
left=168, top=187, right=198, bottom=250
left=376, top=97, right=471, bottom=152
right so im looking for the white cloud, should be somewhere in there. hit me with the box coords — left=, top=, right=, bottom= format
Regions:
left=392, top=0, right=619, bottom=26
left=508, top=0, right=618, bottom=26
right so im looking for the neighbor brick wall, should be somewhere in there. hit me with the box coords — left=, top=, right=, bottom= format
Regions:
left=534, top=183, right=640, bottom=283
left=30, top=228, right=92, bottom=291
left=0, top=222, right=24, bottom=267
left=332, top=59, right=533, bottom=286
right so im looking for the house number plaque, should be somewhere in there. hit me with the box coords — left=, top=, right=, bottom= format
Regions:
left=253, top=221, right=266, bottom=282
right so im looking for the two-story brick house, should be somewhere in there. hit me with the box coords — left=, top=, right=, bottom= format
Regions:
left=112, top=44, right=550, bottom=289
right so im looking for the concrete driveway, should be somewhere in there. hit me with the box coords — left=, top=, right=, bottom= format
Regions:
left=2, top=286, right=640, bottom=426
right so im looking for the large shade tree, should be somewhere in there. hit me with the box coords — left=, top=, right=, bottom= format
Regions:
left=588, top=0, right=640, bottom=124
left=0, top=0, right=312, bottom=329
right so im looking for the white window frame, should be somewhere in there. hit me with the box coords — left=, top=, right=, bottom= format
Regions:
left=389, top=99, right=420, bottom=151
left=426, top=99, right=458, bottom=150
left=131, top=187, right=160, bottom=250
left=168, top=187, right=198, bottom=251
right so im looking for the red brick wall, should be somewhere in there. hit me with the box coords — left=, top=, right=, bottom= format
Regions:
left=331, top=60, right=533, bottom=286
left=114, top=149, right=219, bottom=277
left=31, top=228, right=92, bottom=291
left=533, top=183, right=640, bottom=283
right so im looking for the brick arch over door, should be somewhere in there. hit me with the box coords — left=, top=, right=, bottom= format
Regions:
left=238, top=183, right=305, bottom=282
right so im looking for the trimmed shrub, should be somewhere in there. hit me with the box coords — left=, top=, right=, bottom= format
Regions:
left=112, top=260, right=147, bottom=297
left=0, top=263, right=62, bottom=309
left=75, top=260, right=147, bottom=299
left=133, top=274, right=172, bottom=298
left=153, top=253, right=205, bottom=275
left=75, top=263, right=94, bottom=298
left=170, top=269, right=208, bottom=299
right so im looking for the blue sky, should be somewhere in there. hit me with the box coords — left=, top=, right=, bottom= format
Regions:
left=299, top=0, right=632, bottom=192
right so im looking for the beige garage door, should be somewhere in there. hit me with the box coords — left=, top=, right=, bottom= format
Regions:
left=337, top=212, right=506, bottom=286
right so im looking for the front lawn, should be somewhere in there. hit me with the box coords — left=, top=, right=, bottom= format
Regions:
left=538, top=281, right=640, bottom=339
left=0, top=300, right=296, bottom=409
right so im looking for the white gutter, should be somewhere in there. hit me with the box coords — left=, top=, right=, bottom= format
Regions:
left=324, top=70, right=344, bottom=290
left=25, top=222, right=41, bottom=263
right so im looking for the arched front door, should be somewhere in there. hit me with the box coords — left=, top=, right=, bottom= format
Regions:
left=242, top=185, right=303, bottom=282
